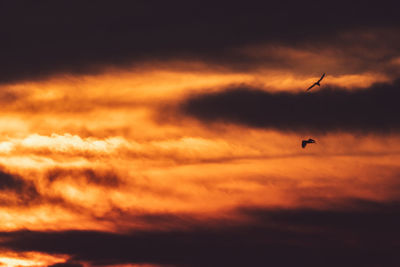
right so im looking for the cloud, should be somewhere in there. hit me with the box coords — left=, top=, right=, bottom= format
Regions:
left=1, top=199, right=400, bottom=267
left=0, top=1, right=399, bottom=83
left=46, top=168, right=121, bottom=188
left=0, top=169, right=39, bottom=205
left=182, top=79, right=400, bottom=133
left=0, top=133, right=266, bottom=164
left=47, top=262, right=83, bottom=267
left=0, top=165, right=122, bottom=211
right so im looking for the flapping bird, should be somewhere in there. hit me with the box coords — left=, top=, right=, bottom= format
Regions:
left=302, top=138, right=316, bottom=148
left=306, top=73, right=325, bottom=91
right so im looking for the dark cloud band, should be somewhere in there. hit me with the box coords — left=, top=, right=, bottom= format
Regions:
left=182, top=79, right=400, bottom=133
left=0, top=1, right=399, bottom=83
left=47, top=262, right=83, bottom=267
left=2, top=200, right=400, bottom=267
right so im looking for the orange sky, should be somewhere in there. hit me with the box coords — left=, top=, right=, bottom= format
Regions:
left=0, top=60, right=400, bottom=266
left=1, top=2, right=400, bottom=263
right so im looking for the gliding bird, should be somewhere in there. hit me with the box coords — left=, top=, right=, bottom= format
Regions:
left=306, top=73, right=325, bottom=91
left=302, top=138, right=316, bottom=148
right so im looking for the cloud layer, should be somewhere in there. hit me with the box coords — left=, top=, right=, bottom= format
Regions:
left=1, top=2, right=400, bottom=266
left=0, top=1, right=400, bottom=83
left=2, top=200, right=400, bottom=267
left=183, top=79, right=400, bottom=133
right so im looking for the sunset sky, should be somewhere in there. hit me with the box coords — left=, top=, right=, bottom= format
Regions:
left=1, top=1, right=400, bottom=266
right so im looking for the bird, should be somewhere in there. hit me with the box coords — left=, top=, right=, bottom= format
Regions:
left=306, top=73, right=325, bottom=91
left=302, top=138, right=316, bottom=148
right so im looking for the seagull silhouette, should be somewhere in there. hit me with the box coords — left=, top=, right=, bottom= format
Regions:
left=302, top=138, right=316, bottom=148
left=306, top=73, right=325, bottom=91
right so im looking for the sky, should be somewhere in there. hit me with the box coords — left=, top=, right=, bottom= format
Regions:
left=0, top=1, right=400, bottom=266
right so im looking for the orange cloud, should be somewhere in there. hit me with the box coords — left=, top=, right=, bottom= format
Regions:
left=0, top=251, right=67, bottom=267
left=0, top=57, right=399, bottom=266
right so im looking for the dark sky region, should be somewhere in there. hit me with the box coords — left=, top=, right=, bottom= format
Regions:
left=182, top=79, right=400, bottom=133
left=0, top=1, right=399, bottom=83
left=3, top=200, right=400, bottom=267
left=1, top=1, right=400, bottom=267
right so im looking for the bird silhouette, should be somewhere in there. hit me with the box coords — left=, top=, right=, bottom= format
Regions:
left=306, top=73, right=325, bottom=91
left=302, top=138, right=316, bottom=148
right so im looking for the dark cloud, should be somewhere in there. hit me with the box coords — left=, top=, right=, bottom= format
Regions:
left=46, top=168, right=121, bottom=188
left=2, top=199, right=400, bottom=267
left=182, top=79, right=400, bottom=133
left=47, top=262, right=83, bottom=267
left=0, top=170, right=39, bottom=204
left=0, top=1, right=399, bottom=83
left=0, top=171, right=26, bottom=192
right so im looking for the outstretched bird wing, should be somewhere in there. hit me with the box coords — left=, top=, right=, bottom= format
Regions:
left=302, top=140, right=307, bottom=148
left=317, top=73, right=326, bottom=83
left=306, top=83, right=316, bottom=91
